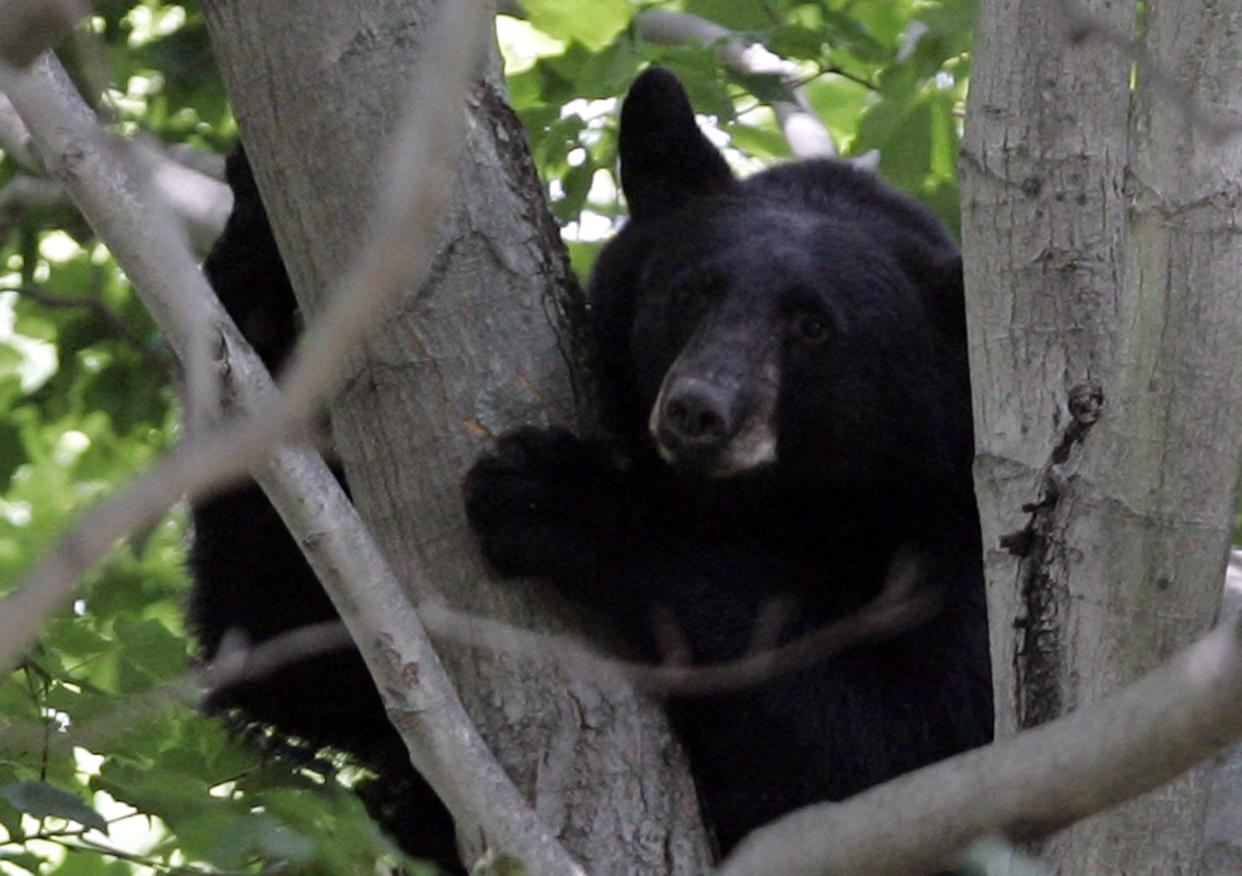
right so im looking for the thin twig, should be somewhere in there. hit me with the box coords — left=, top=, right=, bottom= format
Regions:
left=420, top=554, right=935, bottom=696
left=822, top=64, right=878, bottom=92
left=0, top=174, right=64, bottom=242
left=0, top=622, right=354, bottom=758
left=3, top=284, right=171, bottom=368
left=49, top=834, right=259, bottom=875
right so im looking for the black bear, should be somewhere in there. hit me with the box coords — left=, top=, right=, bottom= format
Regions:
left=189, top=64, right=991, bottom=867
left=465, top=67, right=993, bottom=853
left=187, top=148, right=461, bottom=871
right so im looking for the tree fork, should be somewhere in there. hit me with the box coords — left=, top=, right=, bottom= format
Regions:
left=198, top=1, right=710, bottom=872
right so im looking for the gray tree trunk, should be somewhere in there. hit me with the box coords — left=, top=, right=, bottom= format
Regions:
left=963, top=1, right=1242, bottom=872
left=198, top=2, right=710, bottom=873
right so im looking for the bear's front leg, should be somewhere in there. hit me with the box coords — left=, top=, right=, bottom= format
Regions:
left=464, top=426, right=640, bottom=584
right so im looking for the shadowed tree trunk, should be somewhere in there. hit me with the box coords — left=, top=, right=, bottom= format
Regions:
left=198, top=2, right=711, bottom=872
left=962, top=0, right=1242, bottom=871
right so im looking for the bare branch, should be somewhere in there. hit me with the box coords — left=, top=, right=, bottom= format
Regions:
left=2, top=284, right=171, bottom=369
left=635, top=8, right=837, bottom=158
left=163, top=144, right=226, bottom=181
left=420, top=553, right=935, bottom=696
left=243, top=432, right=584, bottom=873
left=204, top=621, right=354, bottom=693
left=0, top=174, right=64, bottom=241
left=0, top=93, right=38, bottom=170
left=0, top=126, right=229, bottom=253
left=1, top=55, right=220, bottom=423
left=0, top=621, right=354, bottom=757
left=0, top=0, right=84, bottom=69
left=137, top=142, right=232, bottom=252
left=719, top=589, right=1242, bottom=876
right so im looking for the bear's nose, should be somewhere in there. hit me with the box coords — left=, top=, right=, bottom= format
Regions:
left=661, top=382, right=734, bottom=453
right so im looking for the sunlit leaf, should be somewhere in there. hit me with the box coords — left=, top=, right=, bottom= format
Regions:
left=523, top=0, right=633, bottom=51
left=0, top=781, right=107, bottom=832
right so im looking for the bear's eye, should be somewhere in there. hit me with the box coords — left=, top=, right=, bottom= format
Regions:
left=796, top=313, right=831, bottom=343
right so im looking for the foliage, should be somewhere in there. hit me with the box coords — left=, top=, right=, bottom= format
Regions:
left=504, top=0, right=974, bottom=273
left=0, top=0, right=974, bottom=871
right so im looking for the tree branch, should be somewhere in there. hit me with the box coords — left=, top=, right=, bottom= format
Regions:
left=2, top=284, right=172, bottom=369
left=0, top=92, right=38, bottom=170
left=134, top=142, right=232, bottom=252
left=0, top=80, right=229, bottom=253
left=0, top=0, right=83, bottom=70
left=0, top=174, right=65, bottom=242
left=0, top=621, right=354, bottom=758
left=634, top=9, right=835, bottom=158
left=1, top=54, right=220, bottom=425
left=419, top=552, right=935, bottom=696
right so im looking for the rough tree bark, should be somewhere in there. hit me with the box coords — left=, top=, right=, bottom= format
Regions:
left=962, top=1, right=1242, bottom=871
left=198, top=2, right=710, bottom=872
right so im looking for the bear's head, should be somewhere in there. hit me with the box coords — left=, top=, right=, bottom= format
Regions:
left=589, top=68, right=972, bottom=500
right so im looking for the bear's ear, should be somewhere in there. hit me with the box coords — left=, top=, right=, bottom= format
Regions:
left=619, top=67, right=734, bottom=219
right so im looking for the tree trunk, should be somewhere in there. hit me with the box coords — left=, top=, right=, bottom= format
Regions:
left=963, top=0, right=1242, bottom=871
left=199, top=2, right=710, bottom=873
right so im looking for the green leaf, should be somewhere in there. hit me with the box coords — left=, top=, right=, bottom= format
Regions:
left=0, top=781, right=107, bottom=832
left=765, top=23, right=826, bottom=60
left=543, top=40, right=640, bottom=99
left=523, top=0, right=633, bottom=51
left=48, top=852, right=121, bottom=876
left=820, top=9, right=891, bottom=62
left=176, top=810, right=315, bottom=869
left=553, top=161, right=596, bottom=221
left=92, top=761, right=213, bottom=826
left=114, top=617, right=187, bottom=687
left=0, top=795, right=26, bottom=842
left=804, top=76, right=875, bottom=147
left=727, top=122, right=792, bottom=160
left=684, top=0, right=771, bottom=31
left=0, top=851, right=46, bottom=874
left=42, top=617, right=111, bottom=660
left=566, top=241, right=602, bottom=279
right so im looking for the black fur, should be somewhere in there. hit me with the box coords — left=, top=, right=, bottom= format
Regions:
left=189, top=64, right=992, bottom=868
left=187, top=148, right=460, bottom=872
left=465, top=68, right=993, bottom=854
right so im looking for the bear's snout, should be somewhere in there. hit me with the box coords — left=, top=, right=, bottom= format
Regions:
left=660, top=378, right=737, bottom=456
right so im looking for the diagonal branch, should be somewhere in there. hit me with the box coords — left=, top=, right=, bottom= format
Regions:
left=419, top=553, right=935, bottom=696
left=2, top=55, right=220, bottom=424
